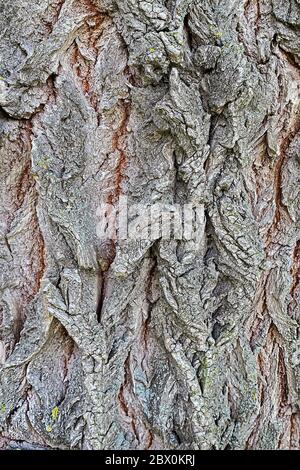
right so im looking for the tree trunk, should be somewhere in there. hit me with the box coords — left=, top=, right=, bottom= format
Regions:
left=0, top=0, right=300, bottom=450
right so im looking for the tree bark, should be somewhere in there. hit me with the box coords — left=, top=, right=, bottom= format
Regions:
left=0, top=0, right=300, bottom=450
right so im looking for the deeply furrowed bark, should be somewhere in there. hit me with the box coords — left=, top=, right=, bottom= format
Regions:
left=0, top=0, right=300, bottom=450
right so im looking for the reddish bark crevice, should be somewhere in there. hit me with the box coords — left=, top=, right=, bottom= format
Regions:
left=6, top=122, right=34, bottom=228
left=108, top=100, right=130, bottom=204
left=117, top=343, right=157, bottom=449
left=124, top=65, right=143, bottom=88
left=117, top=351, right=140, bottom=443
left=248, top=322, right=291, bottom=448
left=264, top=46, right=300, bottom=246
left=2, top=118, right=46, bottom=351
left=42, top=0, right=66, bottom=35
left=140, top=311, right=151, bottom=372
left=240, top=0, right=264, bottom=63
left=290, top=413, right=300, bottom=449
left=116, top=257, right=160, bottom=449
left=289, top=240, right=300, bottom=315
left=243, top=0, right=261, bottom=25
left=277, top=346, right=288, bottom=408
left=68, top=0, right=109, bottom=115
left=146, top=431, right=154, bottom=449
left=267, top=323, right=288, bottom=406
left=250, top=129, right=273, bottom=224
left=13, top=159, right=32, bottom=214
left=255, top=350, right=267, bottom=428
left=227, top=383, right=237, bottom=420
left=266, top=111, right=300, bottom=244
left=69, top=11, right=106, bottom=115
left=62, top=333, right=76, bottom=383
left=24, top=121, right=46, bottom=302
left=249, top=273, right=269, bottom=349
left=140, top=257, right=157, bottom=374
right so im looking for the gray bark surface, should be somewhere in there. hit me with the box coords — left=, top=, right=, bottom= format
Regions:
left=0, top=0, right=300, bottom=450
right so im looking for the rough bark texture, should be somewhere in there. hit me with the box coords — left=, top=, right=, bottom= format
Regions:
left=1, top=0, right=300, bottom=450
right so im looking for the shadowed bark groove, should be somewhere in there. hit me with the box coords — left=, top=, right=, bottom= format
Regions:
left=1, top=0, right=300, bottom=450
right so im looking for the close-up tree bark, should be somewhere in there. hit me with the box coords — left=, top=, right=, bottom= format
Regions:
left=0, top=0, right=300, bottom=450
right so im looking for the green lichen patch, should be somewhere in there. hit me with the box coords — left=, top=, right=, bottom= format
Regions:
left=51, top=406, right=59, bottom=421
